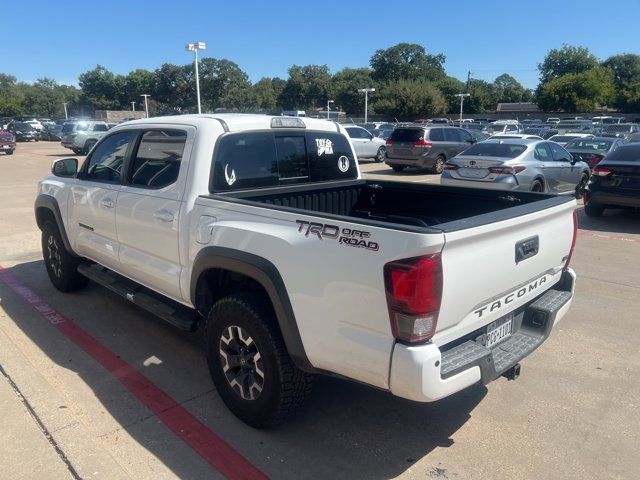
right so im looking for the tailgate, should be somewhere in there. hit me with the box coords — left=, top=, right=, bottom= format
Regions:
left=434, top=198, right=576, bottom=346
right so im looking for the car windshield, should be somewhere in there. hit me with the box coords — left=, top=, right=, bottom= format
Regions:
left=565, top=139, right=612, bottom=151
left=48, top=125, right=62, bottom=132
left=461, top=143, right=527, bottom=158
left=14, top=122, right=33, bottom=130
left=550, top=135, right=577, bottom=142
left=486, top=124, right=506, bottom=132
left=603, top=145, right=640, bottom=163
left=62, top=123, right=76, bottom=133
left=389, top=128, right=424, bottom=142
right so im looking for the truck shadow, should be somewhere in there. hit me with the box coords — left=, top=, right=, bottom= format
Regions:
left=576, top=205, right=640, bottom=235
left=0, top=260, right=485, bottom=480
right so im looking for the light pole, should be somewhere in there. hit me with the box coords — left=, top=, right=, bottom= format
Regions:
left=357, top=88, right=375, bottom=123
left=131, top=101, right=136, bottom=111
left=454, top=93, right=470, bottom=122
left=186, top=41, right=206, bottom=114
left=140, top=94, right=150, bottom=118
left=62, top=102, right=68, bottom=120
left=326, top=99, right=334, bottom=119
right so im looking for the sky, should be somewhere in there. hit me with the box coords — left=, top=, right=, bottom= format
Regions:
left=3, top=0, right=640, bottom=89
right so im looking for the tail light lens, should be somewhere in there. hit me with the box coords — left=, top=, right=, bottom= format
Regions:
left=593, top=166, right=613, bottom=177
left=384, top=254, right=443, bottom=343
left=443, top=163, right=459, bottom=170
left=564, top=210, right=578, bottom=271
left=586, top=154, right=604, bottom=166
left=386, top=139, right=394, bottom=145
left=489, top=165, right=526, bottom=174
left=412, top=140, right=433, bottom=147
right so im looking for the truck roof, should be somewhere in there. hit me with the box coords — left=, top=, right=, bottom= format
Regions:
left=118, top=113, right=342, bottom=133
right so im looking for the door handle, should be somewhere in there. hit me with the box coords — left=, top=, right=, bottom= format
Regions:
left=100, top=198, right=115, bottom=209
left=153, top=209, right=175, bottom=222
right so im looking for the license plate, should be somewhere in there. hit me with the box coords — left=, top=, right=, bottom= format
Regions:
left=458, top=167, right=489, bottom=179
left=486, top=314, right=513, bottom=348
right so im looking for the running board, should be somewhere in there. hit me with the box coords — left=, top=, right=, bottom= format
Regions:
left=77, top=264, right=198, bottom=332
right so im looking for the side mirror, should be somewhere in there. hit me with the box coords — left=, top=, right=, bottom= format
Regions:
left=52, top=158, right=78, bottom=177
left=369, top=134, right=374, bottom=140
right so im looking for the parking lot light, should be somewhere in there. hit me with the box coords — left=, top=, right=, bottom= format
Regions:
left=186, top=42, right=207, bottom=114
left=131, top=101, right=136, bottom=111
left=327, top=100, right=334, bottom=119
left=454, top=93, right=471, bottom=122
left=357, top=88, right=375, bottom=123
left=62, top=102, right=68, bottom=120
left=141, top=94, right=151, bottom=118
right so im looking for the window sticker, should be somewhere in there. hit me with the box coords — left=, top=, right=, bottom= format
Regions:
left=224, top=164, right=236, bottom=186
left=338, top=155, right=349, bottom=173
left=316, top=138, right=333, bottom=156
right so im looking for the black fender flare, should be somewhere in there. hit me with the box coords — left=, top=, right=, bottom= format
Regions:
left=190, top=246, right=313, bottom=371
left=34, top=194, right=78, bottom=257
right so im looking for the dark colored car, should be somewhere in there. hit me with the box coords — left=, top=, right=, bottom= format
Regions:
left=565, top=137, right=626, bottom=170
left=0, top=131, right=16, bottom=154
left=600, top=124, right=640, bottom=139
left=583, top=144, right=640, bottom=217
left=40, top=123, right=63, bottom=141
left=523, top=127, right=558, bottom=140
left=385, top=126, right=475, bottom=173
left=7, top=122, right=38, bottom=141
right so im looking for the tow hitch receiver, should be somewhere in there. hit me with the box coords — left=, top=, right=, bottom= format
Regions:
left=503, top=363, right=521, bottom=381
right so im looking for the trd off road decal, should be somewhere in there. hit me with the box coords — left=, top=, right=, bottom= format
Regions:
left=315, top=138, right=333, bottom=156
left=295, top=220, right=379, bottom=251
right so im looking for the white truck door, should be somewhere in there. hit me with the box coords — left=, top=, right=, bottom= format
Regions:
left=115, top=128, right=192, bottom=299
left=69, top=131, right=135, bottom=268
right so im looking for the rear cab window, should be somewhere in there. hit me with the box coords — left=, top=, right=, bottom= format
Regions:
left=211, top=130, right=357, bottom=192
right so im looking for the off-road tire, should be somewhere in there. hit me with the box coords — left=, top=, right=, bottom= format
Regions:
left=206, top=294, right=313, bottom=428
left=41, top=221, right=88, bottom=292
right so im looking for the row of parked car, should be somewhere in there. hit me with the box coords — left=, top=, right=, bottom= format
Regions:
left=340, top=120, right=639, bottom=218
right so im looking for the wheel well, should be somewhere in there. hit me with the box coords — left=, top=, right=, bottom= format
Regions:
left=35, top=206, right=56, bottom=230
left=533, top=176, right=545, bottom=190
left=194, top=268, right=272, bottom=319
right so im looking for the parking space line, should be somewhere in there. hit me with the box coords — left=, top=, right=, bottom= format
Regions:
left=578, top=230, right=640, bottom=244
left=0, top=266, right=268, bottom=480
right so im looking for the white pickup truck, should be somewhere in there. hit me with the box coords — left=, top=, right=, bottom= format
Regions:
left=35, top=114, right=577, bottom=428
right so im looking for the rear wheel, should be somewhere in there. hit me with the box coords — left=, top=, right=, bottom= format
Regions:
left=531, top=180, right=544, bottom=192
left=41, top=221, right=88, bottom=292
left=584, top=203, right=604, bottom=217
left=575, top=173, right=589, bottom=199
left=83, top=140, right=97, bottom=155
left=390, top=165, right=405, bottom=173
left=375, top=146, right=386, bottom=163
left=206, top=294, right=313, bottom=428
left=432, top=155, right=445, bottom=174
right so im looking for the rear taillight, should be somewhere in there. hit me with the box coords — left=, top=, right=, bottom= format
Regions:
left=443, top=163, right=459, bottom=170
left=489, top=165, right=526, bottom=174
left=586, top=154, right=604, bottom=166
left=593, top=166, right=613, bottom=177
left=412, top=140, right=433, bottom=147
left=386, top=139, right=394, bottom=145
left=564, top=210, right=578, bottom=271
left=384, top=254, right=443, bottom=343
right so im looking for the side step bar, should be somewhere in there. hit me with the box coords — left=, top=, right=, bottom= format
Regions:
left=77, top=264, right=198, bottom=332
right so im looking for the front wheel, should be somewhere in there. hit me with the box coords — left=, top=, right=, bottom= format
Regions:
left=531, top=180, right=544, bottom=192
left=206, top=294, right=313, bottom=428
left=375, top=146, right=386, bottom=163
left=575, top=173, right=589, bottom=199
left=41, top=221, right=88, bottom=292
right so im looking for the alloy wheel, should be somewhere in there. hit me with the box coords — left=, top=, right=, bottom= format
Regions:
left=219, top=325, right=265, bottom=401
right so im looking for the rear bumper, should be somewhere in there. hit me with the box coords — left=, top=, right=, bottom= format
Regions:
left=440, top=173, right=519, bottom=190
left=389, top=268, right=575, bottom=402
left=586, top=189, right=640, bottom=208
left=385, top=155, right=435, bottom=169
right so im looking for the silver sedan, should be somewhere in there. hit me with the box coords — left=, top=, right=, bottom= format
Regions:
left=440, top=138, right=591, bottom=197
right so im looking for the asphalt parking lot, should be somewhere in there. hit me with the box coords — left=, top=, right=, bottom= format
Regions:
left=1, top=141, right=639, bottom=480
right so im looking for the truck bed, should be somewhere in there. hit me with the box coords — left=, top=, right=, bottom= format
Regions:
left=212, top=179, right=573, bottom=232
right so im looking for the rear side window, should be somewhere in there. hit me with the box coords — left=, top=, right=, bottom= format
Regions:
left=211, top=130, right=357, bottom=191
left=444, top=128, right=461, bottom=141
left=427, top=128, right=444, bottom=141
left=534, top=143, right=552, bottom=161
left=128, top=130, right=187, bottom=188
left=390, top=128, right=424, bottom=142
left=93, top=124, right=108, bottom=132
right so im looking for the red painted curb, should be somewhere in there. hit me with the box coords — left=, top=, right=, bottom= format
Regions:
left=0, top=266, right=268, bottom=480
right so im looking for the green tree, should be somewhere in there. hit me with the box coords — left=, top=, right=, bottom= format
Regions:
left=537, top=66, right=615, bottom=112
left=370, top=43, right=445, bottom=83
left=152, top=63, right=193, bottom=113
left=602, top=54, right=640, bottom=111
left=372, top=79, right=446, bottom=119
left=251, top=77, right=278, bottom=110
left=199, top=58, right=252, bottom=111
left=436, top=76, right=466, bottom=113
left=465, top=79, right=495, bottom=113
left=329, top=67, right=375, bottom=114
left=78, top=65, right=122, bottom=110
left=492, top=74, right=532, bottom=103
left=122, top=69, right=154, bottom=109
left=538, top=45, right=599, bottom=85
left=279, top=65, right=331, bottom=110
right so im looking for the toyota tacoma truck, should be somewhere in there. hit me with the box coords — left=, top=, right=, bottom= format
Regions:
left=35, top=114, right=577, bottom=428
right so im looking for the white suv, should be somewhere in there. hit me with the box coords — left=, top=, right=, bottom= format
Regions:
left=61, top=121, right=111, bottom=154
